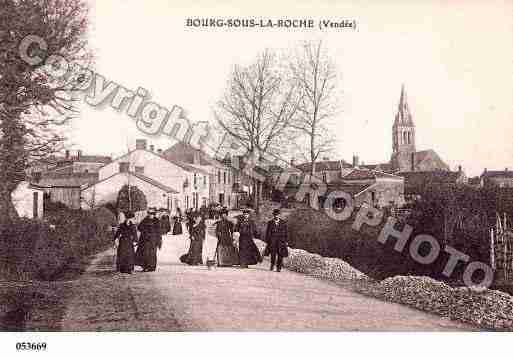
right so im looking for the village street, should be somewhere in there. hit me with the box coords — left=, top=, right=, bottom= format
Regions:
left=60, top=219, right=474, bottom=331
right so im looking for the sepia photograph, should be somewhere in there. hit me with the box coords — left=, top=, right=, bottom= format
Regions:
left=0, top=0, right=512, bottom=357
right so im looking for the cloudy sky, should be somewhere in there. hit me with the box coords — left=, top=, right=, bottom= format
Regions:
left=71, top=0, right=513, bottom=177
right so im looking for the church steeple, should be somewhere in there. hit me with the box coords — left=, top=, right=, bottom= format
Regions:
left=391, top=84, right=416, bottom=171
left=394, top=84, right=414, bottom=126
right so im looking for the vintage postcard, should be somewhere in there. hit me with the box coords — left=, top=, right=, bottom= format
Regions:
left=1, top=0, right=512, bottom=356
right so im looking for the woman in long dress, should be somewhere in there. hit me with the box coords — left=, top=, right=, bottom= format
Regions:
left=172, top=207, right=183, bottom=235
left=180, top=212, right=206, bottom=265
left=114, top=211, right=137, bottom=274
left=215, top=208, right=239, bottom=267
left=136, top=208, right=162, bottom=272
left=234, top=209, right=262, bottom=268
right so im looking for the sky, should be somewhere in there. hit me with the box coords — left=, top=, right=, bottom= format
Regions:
left=70, top=0, right=513, bottom=177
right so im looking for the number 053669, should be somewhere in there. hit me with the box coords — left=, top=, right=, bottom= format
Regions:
left=16, top=342, right=47, bottom=351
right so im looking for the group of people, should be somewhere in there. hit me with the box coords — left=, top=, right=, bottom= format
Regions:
left=114, top=207, right=165, bottom=274
left=114, top=205, right=290, bottom=274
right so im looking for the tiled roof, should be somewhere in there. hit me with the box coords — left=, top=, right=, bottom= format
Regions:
left=327, top=182, right=374, bottom=196
left=397, top=171, right=464, bottom=194
left=37, top=173, right=99, bottom=187
left=296, top=160, right=353, bottom=173
left=343, top=168, right=402, bottom=181
left=481, top=170, right=513, bottom=178
left=73, top=155, right=112, bottom=164
left=360, top=163, right=395, bottom=174
left=130, top=172, right=179, bottom=193
left=82, top=171, right=178, bottom=193
left=163, top=142, right=220, bottom=167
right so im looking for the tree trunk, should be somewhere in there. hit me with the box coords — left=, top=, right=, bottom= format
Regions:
left=253, top=178, right=259, bottom=214
left=0, top=189, right=18, bottom=230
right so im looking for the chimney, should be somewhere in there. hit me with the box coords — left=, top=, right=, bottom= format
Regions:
left=411, top=152, right=415, bottom=171
left=506, top=168, right=509, bottom=172
left=119, top=162, right=129, bottom=173
left=193, top=150, right=200, bottom=165
left=77, top=150, right=82, bottom=160
left=484, top=168, right=487, bottom=173
left=157, top=148, right=162, bottom=155
left=352, top=155, right=359, bottom=167
left=290, top=158, right=296, bottom=166
left=65, top=150, right=70, bottom=159
left=458, top=165, right=462, bottom=173
left=150, top=144, right=155, bottom=152
left=135, top=139, right=147, bottom=150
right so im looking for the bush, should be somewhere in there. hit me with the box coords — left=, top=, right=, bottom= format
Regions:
left=0, top=206, right=116, bottom=281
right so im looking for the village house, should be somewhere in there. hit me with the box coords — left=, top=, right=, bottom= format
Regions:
left=330, top=168, right=405, bottom=208
left=37, top=172, right=98, bottom=209
left=162, top=142, right=239, bottom=209
left=12, top=181, right=45, bottom=219
left=480, top=168, right=513, bottom=188
left=397, top=168, right=468, bottom=201
left=81, top=139, right=209, bottom=214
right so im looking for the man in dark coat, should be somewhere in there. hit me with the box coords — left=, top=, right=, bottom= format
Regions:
left=264, top=208, right=289, bottom=272
left=136, top=208, right=162, bottom=272
left=234, top=209, right=262, bottom=268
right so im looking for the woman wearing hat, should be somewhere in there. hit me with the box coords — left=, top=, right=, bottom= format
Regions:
left=234, top=209, right=262, bottom=268
left=114, top=211, right=138, bottom=274
left=180, top=211, right=206, bottom=265
left=136, top=207, right=162, bottom=272
left=214, top=208, right=239, bottom=267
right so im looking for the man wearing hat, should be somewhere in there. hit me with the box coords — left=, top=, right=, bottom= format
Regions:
left=263, top=208, right=289, bottom=272
left=136, top=207, right=162, bottom=272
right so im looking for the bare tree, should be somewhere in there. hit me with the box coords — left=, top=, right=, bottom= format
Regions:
left=214, top=49, right=300, bottom=213
left=289, top=41, right=339, bottom=176
left=0, top=0, right=90, bottom=226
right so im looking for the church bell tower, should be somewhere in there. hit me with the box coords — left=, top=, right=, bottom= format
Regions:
left=391, top=84, right=416, bottom=172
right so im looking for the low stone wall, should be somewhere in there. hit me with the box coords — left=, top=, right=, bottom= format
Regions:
left=259, top=240, right=513, bottom=330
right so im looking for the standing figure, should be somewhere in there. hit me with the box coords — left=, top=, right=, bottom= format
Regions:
left=185, top=208, right=194, bottom=234
left=136, top=208, right=162, bottom=272
left=264, top=209, right=289, bottom=272
left=180, top=212, right=206, bottom=265
left=172, top=209, right=183, bottom=235
left=114, top=211, right=137, bottom=274
left=215, top=207, right=239, bottom=267
left=234, top=209, right=262, bottom=268
left=159, top=209, right=171, bottom=235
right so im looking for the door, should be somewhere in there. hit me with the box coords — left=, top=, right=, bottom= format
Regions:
left=219, top=193, right=224, bottom=206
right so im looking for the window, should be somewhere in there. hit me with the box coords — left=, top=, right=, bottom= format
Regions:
left=218, top=170, right=221, bottom=183
left=223, top=171, right=226, bottom=184
left=135, top=166, right=144, bottom=174
left=203, top=175, right=207, bottom=186
left=194, top=173, right=197, bottom=186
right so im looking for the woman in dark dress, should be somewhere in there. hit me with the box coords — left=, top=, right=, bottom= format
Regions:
left=234, top=209, right=262, bottom=268
left=160, top=209, right=171, bottom=235
left=114, top=211, right=137, bottom=274
left=180, top=212, right=206, bottom=265
left=172, top=207, right=183, bottom=235
left=215, top=208, right=239, bottom=267
left=136, top=208, right=162, bottom=272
